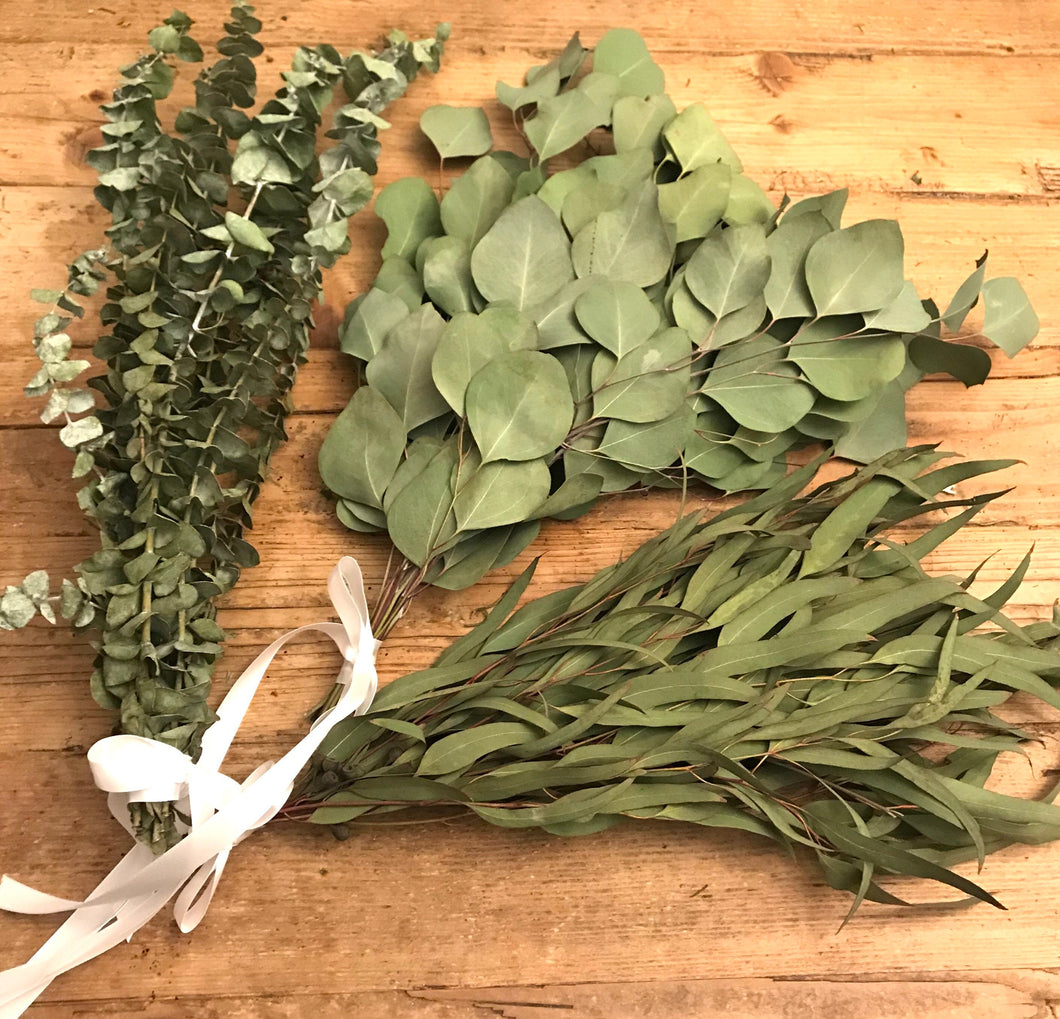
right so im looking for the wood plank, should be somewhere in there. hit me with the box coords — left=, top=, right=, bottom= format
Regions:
left=0, top=0, right=1057, bottom=56
left=2, top=48, right=1058, bottom=193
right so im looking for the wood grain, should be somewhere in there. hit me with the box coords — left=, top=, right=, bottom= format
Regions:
left=1, top=2, right=1060, bottom=1016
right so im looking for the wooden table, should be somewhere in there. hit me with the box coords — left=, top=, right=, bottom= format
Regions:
left=1, top=2, right=1059, bottom=1015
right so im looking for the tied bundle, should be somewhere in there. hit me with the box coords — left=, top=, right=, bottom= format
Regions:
left=292, top=449, right=1060, bottom=914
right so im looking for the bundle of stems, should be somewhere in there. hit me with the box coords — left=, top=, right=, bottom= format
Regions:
left=289, top=448, right=1060, bottom=912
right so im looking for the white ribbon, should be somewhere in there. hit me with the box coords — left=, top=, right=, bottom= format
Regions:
left=0, top=557, right=378, bottom=1018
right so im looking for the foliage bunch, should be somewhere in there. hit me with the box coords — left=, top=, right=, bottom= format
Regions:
left=294, top=448, right=1060, bottom=912
left=320, top=29, right=1038, bottom=634
left=10, top=6, right=447, bottom=848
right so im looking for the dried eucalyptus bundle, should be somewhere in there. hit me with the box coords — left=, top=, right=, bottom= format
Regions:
left=7, top=6, right=446, bottom=847
left=320, top=29, right=1037, bottom=633
left=292, top=448, right=1060, bottom=912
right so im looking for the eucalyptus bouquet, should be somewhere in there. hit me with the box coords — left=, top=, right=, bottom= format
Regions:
left=319, top=29, right=1038, bottom=635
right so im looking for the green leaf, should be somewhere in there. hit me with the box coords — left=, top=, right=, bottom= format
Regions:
left=981, top=277, right=1038, bottom=355
left=763, top=211, right=831, bottom=320
left=471, top=196, right=574, bottom=310
left=597, top=402, right=696, bottom=469
left=386, top=438, right=460, bottom=565
left=417, top=722, right=537, bottom=776
left=454, top=456, right=552, bottom=530
left=785, top=189, right=847, bottom=230
left=864, top=280, right=932, bottom=333
left=420, top=105, right=494, bottom=159
left=339, top=287, right=410, bottom=360
left=319, top=386, right=406, bottom=508
left=722, top=175, right=775, bottom=226
left=685, top=223, right=771, bottom=319
left=524, top=89, right=610, bottom=161
left=530, top=277, right=596, bottom=349
left=365, top=304, right=450, bottom=429
left=421, top=236, right=475, bottom=316
left=441, top=154, right=516, bottom=247
left=574, top=279, right=660, bottom=357
left=224, top=212, right=274, bottom=254
left=804, top=219, right=905, bottom=316
left=59, top=415, right=103, bottom=448
left=1, top=589, right=36, bottom=628
left=593, top=28, right=665, bottom=98
left=612, top=94, right=677, bottom=155
left=663, top=103, right=742, bottom=173
left=571, top=180, right=674, bottom=287
left=376, top=177, right=442, bottom=261
left=941, top=260, right=986, bottom=333
left=789, top=322, right=906, bottom=401
left=372, top=257, right=425, bottom=312
left=466, top=350, right=574, bottom=463
left=592, top=326, right=692, bottom=423
left=909, top=336, right=991, bottom=387
left=231, top=138, right=297, bottom=185
left=432, top=308, right=538, bottom=415
left=833, top=378, right=910, bottom=463
left=657, top=164, right=732, bottom=242
left=496, top=64, right=561, bottom=111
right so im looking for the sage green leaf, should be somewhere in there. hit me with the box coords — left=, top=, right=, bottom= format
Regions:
left=420, top=105, right=494, bottom=159
left=574, top=279, right=660, bottom=356
left=804, top=219, right=905, bottom=316
left=723, top=175, right=775, bottom=226
left=833, top=378, right=910, bottom=463
left=612, top=94, right=677, bottom=155
left=1, top=590, right=36, bottom=628
left=376, top=177, right=442, bottom=261
left=789, top=324, right=906, bottom=402
left=785, top=189, right=847, bottom=230
left=657, top=164, right=732, bottom=242
left=422, top=235, right=475, bottom=316
left=597, top=402, right=696, bottom=469
left=514, top=166, right=547, bottom=201
left=763, top=211, right=831, bottom=320
left=669, top=279, right=717, bottom=345
left=524, top=88, right=611, bottom=161
left=685, top=223, right=771, bottom=319
left=701, top=335, right=815, bottom=431
left=710, top=297, right=768, bottom=350
left=435, top=521, right=541, bottom=591
left=454, top=457, right=552, bottom=530
left=981, top=277, right=1038, bottom=355
left=339, top=287, right=409, bottom=360
left=471, top=196, right=574, bottom=310
left=941, top=259, right=986, bottom=332
left=864, top=280, right=931, bottom=333
left=530, top=472, right=604, bottom=520
left=386, top=438, right=459, bottom=565
left=59, top=415, right=103, bottom=447
left=554, top=343, right=597, bottom=424
left=571, top=180, right=675, bottom=287
left=562, top=179, right=627, bottom=237
left=663, top=102, right=742, bottom=173
left=593, top=28, right=665, bottom=97
left=908, top=335, right=991, bottom=387
left=565, top=445, right=646, bottom=492
left=524, top=32, right=588, bottom=89
left=584, top=149, right=655, bottom=189
left=417, top=722, right=537, bottom=776
left=496, top=64, right=561, bottom=111
left=466, top=350, right=574, bottom=462
left=432, top=309, right=538, bottom=415
left=578, top=71, right=623, bottom=121
left=441, top=154, right=516, bottom=247
left=319, top=386, right=406, bottom=508
left=730, top=424, right=798, bottom=461
left=537, top=164, right=596, bottom=215
left=373, top=257, right=425, bottom=312
left=224, top=211, right=274, bottom=254
left=336, top=499, right=387, bottom=533
left=592, top=326, right=692, bottom=423
left=531, top=277, right=596, bottom=349
left=365, top=303, right=450, bottom=429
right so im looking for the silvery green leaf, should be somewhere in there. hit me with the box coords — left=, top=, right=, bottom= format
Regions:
left=386, top=438, right=460, bottom=566
left=466, top=350, right=574, bottom=462
left=701, top=335, right=814, bottom=431
left=723, top=175, right=775, bottom=226
left=596, top=402, right=695, bottom=469
left=564, top=444, right=645, bottom=493
left=0, top=590, right=36, bottom=628
left=441, top=154, right=515, bottom=246
left=496, top=64, right=561, bottom=111
left=420, top=105, right=494, bottom=159
left=785, top=188, right=848, bottom=230
left=373, top=257, right=425, bottom=312
left=336, top=499, right=388, bottom=533
left=432, top=308, right=538, bottom=415
left=422, top=236, right=475, bottom=316
left=536, top=164, right=595, bottom=215
left=319, top=386, right=406, bottom=508
left=554, top=344, right=597, bottom=426
left=710, top=455, right=784, bottom=493
left=709, top=297, right=768, bottom=349
left=561, top=179, right=626, bottom=237
left=530, top=473, right=604, bottom=520
left=524, top=88, right=611, bottom=161
left=48, top=359, right=92, bottom=383
left=731, top=425, right=799, bottom=462
left=908, top=335, right=991, bottom=387
left=37, top=333, right=72, bottom=363
left=941, top=258, right=987, bottom=333
left=864, top=281, right=932, bottom=333
left=683, top=426, right=748, bottom=480
left=376, top=176, right=442, bottom=261
left=21, top=570, right=49, bottom=604
left=577, top=71, right=622, bottom=122
left=584, top=148, right=655, bottom=189
left=764, top=211, right=831, bottom=320
left=574, top=278, right=660, bottom=356
left=663, top=102, right=742, bottom=173
left=669, top=278, right=717, bottom=346
left=224, top=211, right=274, bottom=253
left=514, top=166, right=546, bottom=201
left=365, top=303, right=450, bottom=429
left=40, top=389, right=69, bottom=424
left=59, top=579, right=83, bottom=620
left=789, top=320, right=906, bottom=401
left=833, top=379, right=909, bottom=462
left=657, top=163, right=732, bottom=242
left=592, top=28, right=665, bottom=97
left=592, top=326, right=692, bottom=423
left=804, top=219, right=905, bottom=317
left=453, top=456, right=552, bottom=530
left=340, top=287, right=410, bottom=360
left=435, top=521, right=540, bottom=592
left=571, top=180, right=674, bottom=287
left=471, top=196, right=574, bottom=310
left=612, top=94, right=677, bottom=155
left=59, top=415, right=103, bottom=448
left=981, top=277, right=1038, bottom=355
left=685, top=223, right=770, bottom=319
left=530, top=277, right=596, bottom=349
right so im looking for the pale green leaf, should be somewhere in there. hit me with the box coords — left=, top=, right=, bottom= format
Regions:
left=339, top=287, right=410, bottom=360
left=685, top=223, right=770, bottom=318
left=657, top=163, right=732, bottom=242
left=981, top=277, right=1038, bottom=355
left=454, top=456, right=552, bottom=530
left=376, top=177, right=442, bottom=261
left=592, top=28, right=665, bottom=97
left=663, top=103, right=742, bottom=173
left=420, top=105, right=494, bottom=159
left=441, top=154, right=516, bottom=247
left=804, top=219, right=905, bottom=316
left=574, top=279, right=660, bottom=356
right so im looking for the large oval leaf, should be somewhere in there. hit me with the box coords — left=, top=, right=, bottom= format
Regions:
left=454, top=456, right=552, bottom=530
left=685, top=223, right=770, bottom=319
left=471, top=196, right=574, bottom=310
left=420, top=105, right=494, bottom=159
left=466, top=350, right=574, bottom=462
left=804, top=219, right=905, bottom=317
left=789, top=320, right=906, bottom=401
left=386, top=438, right=459, bottom=566
left=763, top=211, right=831, bottom=320
left=592, top=326, right=692, bottom=423
left=440, top=155, right=515, bottom=247
left=375, top=177, right=442, bottom=261
left=417, top=722, right=537, bottom=776
left=574, top=278, right=660, bottom=357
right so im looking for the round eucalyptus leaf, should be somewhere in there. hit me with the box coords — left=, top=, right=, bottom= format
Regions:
left=524, top=87, right=611, bottom=161
left=375, top=176, right=442, bottom=261
left=982, top=276, right=1039, bottom=356
left=562, top=179, right=626, bottom=237
left=592, top=326, right=691, bottom=423
left=685, top=223, right=770, bottom=319
left=574, top=278, right=660, bottom=356
left=789, top=321, right=906, bottom=402
left=496, top=64, right=561, bottom=111
left=764, top=211, right=831, bottom=321
left=441, top=154, right=516, bottom=247
left=663, top=103, right=742, bottom=173
left=592, top=27, right=665, bottom=97
left=658, top=164, right=731, bottom=243
left=454, top=456, right=552, bottom=530
left=863, top=280, right=931, bottom=334
left=597, top=402, right=696, bottom=470
left=466, top=350, right=574, bottom=462
left=386, top=438, right=460, bottom=566
left=421, top=235, right=475, bottom=316
left=420, top=105, right=494, bottom=159
left=612, top=94, right=677, bottom=155
left=804, top=219, right=905, bottom=317
left=530, top=276, right=596, bottom=350
left=709, top=297, right=768, bottom=350
left=336, top=499, right=388, bottom=534
left=339, top=286, right=410, bottom=360
left=536, top=164, right=596, bottom=215
left=722, top=175, right=775, bottom=226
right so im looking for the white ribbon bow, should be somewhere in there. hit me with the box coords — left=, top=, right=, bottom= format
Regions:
left=0, top=557, right=378, bottom=1018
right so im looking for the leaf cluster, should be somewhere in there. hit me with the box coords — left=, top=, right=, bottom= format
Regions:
left=16, top=6, right=447, bottom=848
left=321, top=29, right=1038, bottom=620
left=296, top=447, right=1060, bottom=914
